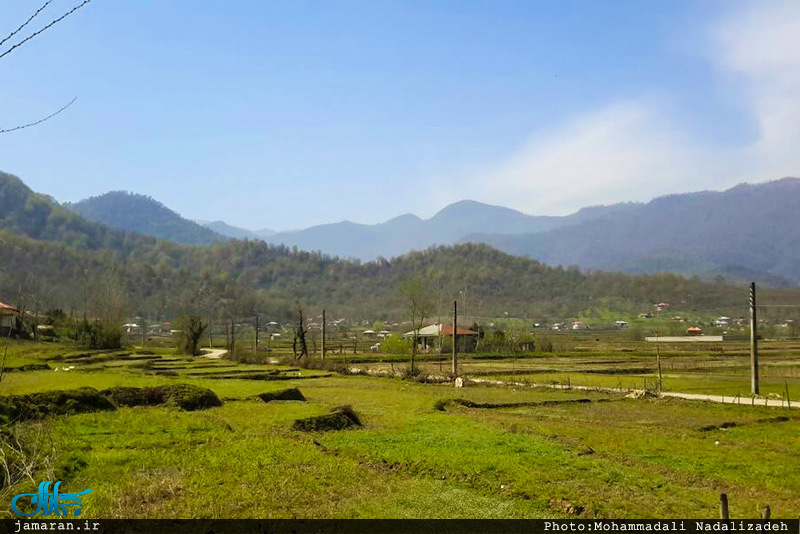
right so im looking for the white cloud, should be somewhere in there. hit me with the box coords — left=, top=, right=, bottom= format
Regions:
left=715, top=0, right=800, bottom=177
left=464, top=1, right=800, bottom=215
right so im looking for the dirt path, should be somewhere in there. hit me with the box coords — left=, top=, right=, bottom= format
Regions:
left=202, top=348, right=228, bottom=360
left=466, top=378, right=798, bottom=409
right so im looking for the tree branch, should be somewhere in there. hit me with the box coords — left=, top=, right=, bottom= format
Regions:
left=0, top=97, right=77, bottom=133
left=0, top=0, right=92, bottom=62
left=0, top=0, right=54, bottom=49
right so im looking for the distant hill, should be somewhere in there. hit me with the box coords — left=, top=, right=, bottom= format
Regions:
left=262, top=200, right=638, bottom=260
left=0, top=171, right=157, bottom=251
left=466, top=178, right=800, bottom=285
left=67, top=191, right=225, bottom=245
left=201, top=221, right=258, bottom=239
left=198, top=220, right=276, bottom=239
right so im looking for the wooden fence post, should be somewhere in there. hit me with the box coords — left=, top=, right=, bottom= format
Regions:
left=719, top=493, right=730, bottom=520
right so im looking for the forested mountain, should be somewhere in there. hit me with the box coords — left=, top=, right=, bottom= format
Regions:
left=262, top=200, right=637, bottom=260
left=67, top=191, right=225, bottom=245
left=0, top=171, right=159, bottom=251
left=467, top=178, right=800, bottom=285
left=5, top=171, right=791, bottom=323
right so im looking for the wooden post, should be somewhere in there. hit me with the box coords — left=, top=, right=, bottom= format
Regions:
left=750, top=282, right=760, bottom=395
left=141, top=319, right=146, bottom=349
left=719, top=493, right=730, bottom=520
left=451, top=300, right=458, bottom=376
left=785, top=381, right=791, bottom=409
left=322, top=309, right=326, bottom=360
left=255, top=315, right=259, bottom=353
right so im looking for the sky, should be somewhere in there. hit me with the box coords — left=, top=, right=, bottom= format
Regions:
left=1, top=0, right=799, bottom=231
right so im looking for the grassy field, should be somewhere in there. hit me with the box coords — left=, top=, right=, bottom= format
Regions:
left=1, top=339, right=799, bottom=519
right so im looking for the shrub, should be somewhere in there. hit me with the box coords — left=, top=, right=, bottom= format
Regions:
left=380, top=334, right=412, bottom=355
left=257, top=388, right=306, bottom=403
left=292, top=405, right=362, bottom=432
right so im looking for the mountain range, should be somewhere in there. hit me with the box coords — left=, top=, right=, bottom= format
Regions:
left=60, top=176, right=800, bottom=286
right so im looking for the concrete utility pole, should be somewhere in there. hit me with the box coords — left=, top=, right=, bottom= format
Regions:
left=322, top=309, right=326, bottom=360
left=655, top=331, right=662, bottom=392
left=750, top=282, right=759, bottom=395
left=452, top=300, right=458, bottom=376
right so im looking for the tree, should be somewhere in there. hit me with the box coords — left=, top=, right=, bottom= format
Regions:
left=401, top=275, right=434, bottom=373
left=89, top=271, right=126, bottom=349
left=293, top=305, right=309, bottom=359
left=177, top=315, right=208, bottom=356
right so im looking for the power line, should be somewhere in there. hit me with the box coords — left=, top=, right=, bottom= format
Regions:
left=0, top=0, right=92, bottom=62
left=0, top=97, right=76, bottom=133
left=0, top=0, right=53, bottom=49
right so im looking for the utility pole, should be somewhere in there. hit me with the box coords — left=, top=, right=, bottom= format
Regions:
left=655, top=331, right=662, bottom=392
left=255, top=315, right=259, bottom=354
left=141, top=319, right=146, bottom=349
left=452, top=300, right=458, bottom=376
left=322, top=309, right=326, bottom=360
left=750, top=282, right=759, bottom=395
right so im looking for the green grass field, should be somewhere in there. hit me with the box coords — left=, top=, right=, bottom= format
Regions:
left=1, top=339, right=798, bottom=519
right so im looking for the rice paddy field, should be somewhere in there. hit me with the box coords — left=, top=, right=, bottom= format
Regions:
left=1, top=337, right=798, bottom=519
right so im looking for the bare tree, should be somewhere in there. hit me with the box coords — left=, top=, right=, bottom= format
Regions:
left=293, top=304, right=309, bottom=359
left=401, top=275, right=434, bottom=373
left=0, top=0, right=93, bottom=133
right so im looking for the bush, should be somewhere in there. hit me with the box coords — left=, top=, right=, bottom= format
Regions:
left=257, top=388, right=306, bottom=403
left=0, top=387, right=116, bottom=423
left=101, top=384, right=222, bottom=411
left=536, top=336, right=554, bottom=353
left=292, top=405, right=362, bottom=432
left=381, top=334, right=412, bottom=355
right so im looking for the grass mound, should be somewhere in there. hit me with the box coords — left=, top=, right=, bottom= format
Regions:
left=257, top=388, right=306, bottom=403
left=0, top=387, right=116, bottom=423
left=292, top=405, right=362, bottom=432
left=4, top=363, right=51, bottom=373
left=102, top=384, right=222, bottom=411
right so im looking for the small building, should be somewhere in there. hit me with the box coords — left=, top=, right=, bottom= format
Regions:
left=572, top=321, right=589, bottom=331
left=0, top=301, right=19, bottom=333
left=655, top=302, right=670, bottom=312
left=614, top=320, right=628, bottom=329
left=403, top=324, right=479, bottom=353
left=686, top=326, right=703, bottom=336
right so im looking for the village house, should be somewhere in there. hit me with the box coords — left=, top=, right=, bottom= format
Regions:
left=0, top=301, right=18, bottom=334
left=403, top=324, right=479, bottom=353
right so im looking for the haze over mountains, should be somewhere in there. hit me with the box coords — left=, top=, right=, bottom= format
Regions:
left=61, top=177, right=800, bottom=286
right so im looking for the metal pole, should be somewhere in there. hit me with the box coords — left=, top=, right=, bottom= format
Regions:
left=452, top=300, right=458, bottom=376
left=750, top=282, right=759, bottom=395
left=322, top=309, right=326, bottom=360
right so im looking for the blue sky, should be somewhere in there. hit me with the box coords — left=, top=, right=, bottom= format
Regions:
left=1, top=1, right=798, bottom=230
